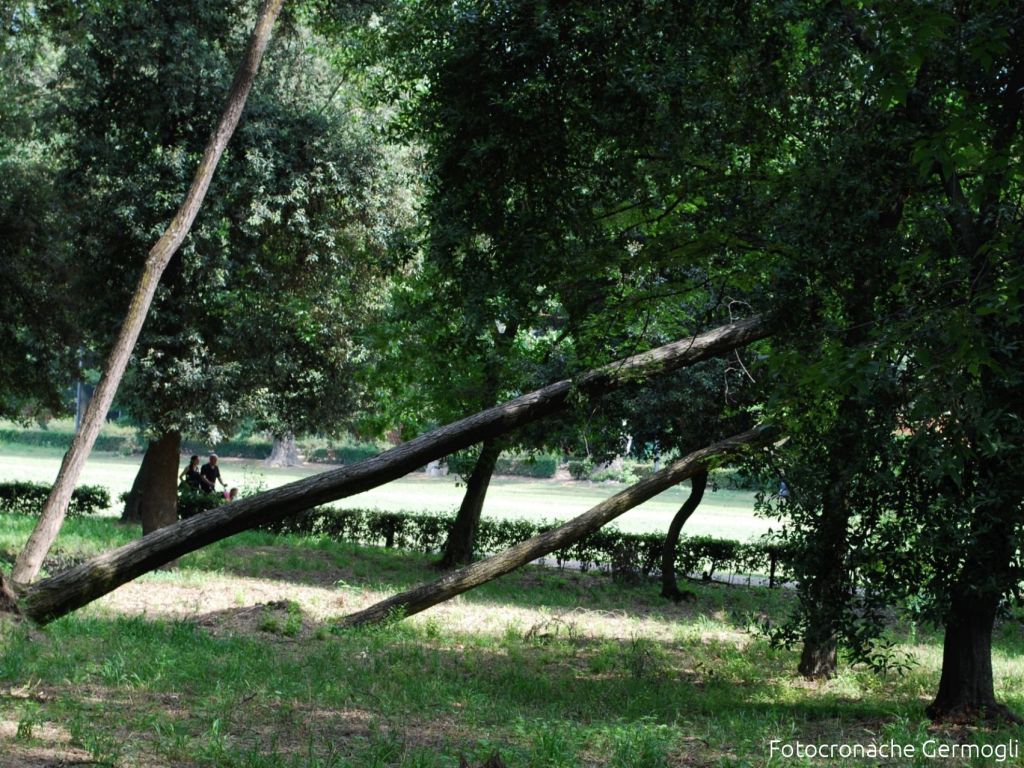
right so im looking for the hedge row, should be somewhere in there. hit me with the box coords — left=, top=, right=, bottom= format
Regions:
left=264, top=506, right=794, bottom=585
left=0, top=428, right=139, bottom=454
left=306, top=445, right=383, bottom=465
left=0, top=481, right=111, bottom=517
left=494, top=454, right=559, bottom=478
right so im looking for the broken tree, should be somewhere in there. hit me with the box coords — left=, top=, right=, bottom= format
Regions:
left=11, top=0, right=286, bottom=587
left=337, top=427, right=773, bottom=627
left=16, top=316, right=769, bottom=624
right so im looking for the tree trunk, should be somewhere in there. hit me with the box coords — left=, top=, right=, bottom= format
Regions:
left=927, top=595, right=1021, bottom=723
left=337, top=427, right=774, bottom=628
left=660, top=470, right=707, bottom=602
left=121, top=464, right=145, bottom=524
left=0, top=571, right=19, bottom=616
left=798, top=638, right=838, bottom=679
left=135, top=432, right=183, bottom=535
left=438, top=439, right=502, bottom=568
left=265, top=433, right=302, bottom=467
left=797, top=408, right=857, bottom=680
left=10, top=0, right=286, bottom=588
left=12, top=318, right=769, bottom=624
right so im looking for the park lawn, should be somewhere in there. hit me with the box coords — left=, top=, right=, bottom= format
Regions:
left=2, top=515, right=1024, bottom=767
left=0, top=444, right=774, bottom=540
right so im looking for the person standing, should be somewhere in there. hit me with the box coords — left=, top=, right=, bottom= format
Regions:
left=200, top=453, right=227, bottom=494
left=180, top=455, right=213, bottom=492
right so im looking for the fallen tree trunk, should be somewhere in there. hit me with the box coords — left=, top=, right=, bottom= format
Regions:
left=11, top=0, right=287, bottom=587
left=338, top=426, right=774, bottom=628
left=18, top=316, right=768, bottom=624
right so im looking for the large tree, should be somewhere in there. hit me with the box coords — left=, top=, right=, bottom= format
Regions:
left=11, top=0, right=286, bottom=585
left=366, top=0, right=786, bottom=567
left=0, top=3, right=77, bottom=417
left=756, top=0, right=1024, bottom=719
left=43, top=0, right=404, bottom=534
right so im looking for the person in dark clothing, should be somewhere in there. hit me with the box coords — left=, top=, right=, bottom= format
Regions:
left=179, top=455, right=213, bottom=492
left=200, top=454, right=226, bottom=494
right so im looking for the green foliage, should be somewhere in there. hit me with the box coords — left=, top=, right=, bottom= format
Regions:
left=176, top=488, right=227, bottom=520
left=263, top=506, right=790, bottom=582
left=448, top=450, right=560, bottom=480
left=494, top=454, right=559, bottom=480
left=26, top=0, right=410, bottom=443
left=0, top=481, right=110, bottom=517
left=0, top=428, right=140, bottom=454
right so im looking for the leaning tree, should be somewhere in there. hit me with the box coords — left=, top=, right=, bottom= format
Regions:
left=11, top=0, right=286, bottom=585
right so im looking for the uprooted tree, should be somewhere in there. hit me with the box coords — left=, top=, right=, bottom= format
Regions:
left=9, top=316, right=769, bottom=624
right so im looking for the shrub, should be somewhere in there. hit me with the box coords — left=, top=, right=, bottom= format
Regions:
left=261, top=506, right=793, bottom=584
left=711, top=467, right=767, bottom=492
left=177, top=488, right=227, bottom=519
left=307, top=444, right=381, bottom=465
left=0, top=481, right=111, bottom=516
left=494, top=453, right=559, bottom=478
left=0, top=429, right=139, bottom=454
left=566, top=459, right=592, bottom=480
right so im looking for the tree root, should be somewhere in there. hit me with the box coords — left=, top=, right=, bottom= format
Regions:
left=660, top=585, right=697, bottom=603
left=0, top=570, right=21, bottom=616
left=926, top=700, right=1024, bottom=725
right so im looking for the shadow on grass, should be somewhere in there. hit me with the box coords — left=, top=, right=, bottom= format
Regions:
left=1, top=609, right=962, bottom=768
left=172, top=532, right=794, bottom=630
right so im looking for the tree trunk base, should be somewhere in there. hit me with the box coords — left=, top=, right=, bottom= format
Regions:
left=798, top=641, right=837, bottom=679
left=434, top=552, right=473, bottom=570
left=0, top=571, right=21, bottom=616
left=265, top=433, right=302, bottom=467
left=926, top=699, right=1024, bottom=725
left=659, top=584, right=697, bottom=603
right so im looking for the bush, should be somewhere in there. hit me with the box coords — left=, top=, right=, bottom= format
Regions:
left=0, top=428, right=139, bottom=454
left=261, top=506, right=793, bottom=584
left=567, top=459, right=654, bottom=483
left=711, top=467, right=766, bottom=492
left=307, top=444, right=381, bottom=465
left=567, top=459, right=593, bottom=480
left=0, top=481, right=111, bottom=516
left=494, top=454, right=558, bottom=478
left=177, top=488, right=228, bottom=519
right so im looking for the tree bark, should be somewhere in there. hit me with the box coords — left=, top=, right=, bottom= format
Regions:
left=10, top=0, right=286, bottom=588
left=0, top=571, right=19, bottom=616
left=265, top=433, right=302, bottom=467
left=121, top=464, right=145, bottom=525
left=438, top=439, right=502, bottom=568
left=14, top=317, right=770, bottom=624
left=135, top=432, right=183, bottom=535
left=796, top=461, right=848, bottom=679
left=121, top=431, right=182, bottom=527
left=927, top=595, right=1021, bottom=723
left=797, top=637, right=838, bottom=680
left=337, top=427, right=774, bottom=628
left=660, top=470, right=707, bottom=602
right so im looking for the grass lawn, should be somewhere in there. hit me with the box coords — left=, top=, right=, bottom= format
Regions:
left=2, top=515, right=1023, bottom=767
left=0, top=444, right=773, bottom=541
